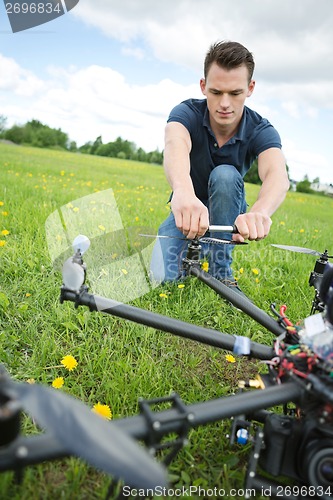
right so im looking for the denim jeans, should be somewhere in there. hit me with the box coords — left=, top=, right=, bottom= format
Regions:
left=150, top=164, right=247, bottom=282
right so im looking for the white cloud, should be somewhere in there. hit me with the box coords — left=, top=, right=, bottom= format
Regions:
left=0, top=54, right=200, bottom=150
left=73, top=0, right=333, bottom=84
left=0, top=54, right=45, bottom=96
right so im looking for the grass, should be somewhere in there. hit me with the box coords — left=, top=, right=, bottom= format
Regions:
left=0, top=142, right=333, bottom=499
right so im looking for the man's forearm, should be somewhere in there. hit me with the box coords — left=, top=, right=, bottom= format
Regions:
left=250, top=173, right=290, bottom=216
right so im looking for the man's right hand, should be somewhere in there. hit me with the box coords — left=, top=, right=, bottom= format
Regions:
left=171, top=190, right=209, bottom=240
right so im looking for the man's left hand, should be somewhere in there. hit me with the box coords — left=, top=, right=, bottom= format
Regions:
left=232, top=212, right=272, bottom=242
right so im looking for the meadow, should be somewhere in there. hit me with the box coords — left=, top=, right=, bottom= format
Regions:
left=0, top=142, right=333, bottom=499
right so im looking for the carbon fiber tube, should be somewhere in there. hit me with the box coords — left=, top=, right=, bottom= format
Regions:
left=112, top=382, right=302, bottom=440
left=0, top=434, right=67, bottom=471
left=189, top=267, right=286, bottom=337
left=60, top=288, right=274, bottom=360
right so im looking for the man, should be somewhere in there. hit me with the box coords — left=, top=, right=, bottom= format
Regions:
left=151, top=41, right=289, bottom=292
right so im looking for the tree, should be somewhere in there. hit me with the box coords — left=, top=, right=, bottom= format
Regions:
left=78, top=142, right=92, bottom=154
left=296, top=175, right=313, bottom=194
left=0, top=115, right=7, bottom=136
left=5, top=125, right=25, bottom=144
left=69, top=141, right=77, bottom=152
left=90, top=135, right=103, bottom=155
left=244, top=159, right=260, bottom=184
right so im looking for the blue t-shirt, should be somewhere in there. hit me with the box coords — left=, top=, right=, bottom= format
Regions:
left=167, top=98, right=282, bottom=201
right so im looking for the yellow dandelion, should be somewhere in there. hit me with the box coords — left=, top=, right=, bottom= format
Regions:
left=92, top=402, right=112, bottom=420
left=121, top=268, right=128, bottom=275
left=73, top=207, right=79, bottom=213
left=0, top=240, right=6, bottom=247
left=251, top=268, right=259, bottom=275
left=25, top=293, right=31, bottom=297
left=0, top=202, right=3, bottom=206
left=52, top=377, right=64, bottom=389
left=1, top=211, right=8, bottom=216
left=201, top=261, right=209, bottom=272
left=300, top=229, right=305, bottom=233
left=255, top=277, right=260, bottom=283
left=239, top=267, right=244, bottom=274
left=98, top=224, right=106, bottom=231
left=1, top=229, right=9, bottom=236
left=60, top=355, right=78, bottom=371
left=60, top=170, right=65, bottom=176
left=135, top=216, right=139, bottom=222
left=177, top=284, right=185, bottom=289
left=288, top=229, right=293, bottom=233
left=279, top=221, right=285, bottom=225
left=225, top=354, right=236, bottom=363
left=27, top=378, right=35, bottom=384
left=159, top=293, right=168, bottom=299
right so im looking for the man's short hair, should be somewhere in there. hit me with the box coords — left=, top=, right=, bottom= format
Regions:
left=204, top=41, right=255, bottom=82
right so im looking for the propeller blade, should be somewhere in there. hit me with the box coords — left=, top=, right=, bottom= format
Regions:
left=7, top=380, right=167, bottom=489
left=271, top=244, right=322, bottom=256
left=199, top=237, right=247, bottom=245
left=139, top=233, right=187, bottom=241
left=139, top=234, right=247, bottom=245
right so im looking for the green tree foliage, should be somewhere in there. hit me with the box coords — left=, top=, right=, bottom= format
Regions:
left=2, top=118, right=163, bottom=165
left=244, top=159, right=260, bottom=184
left=4, top=119, right=68, bottom=149
left=89, top=135, right=163, bottom=164
left=296, top=175, right=314, bottom=193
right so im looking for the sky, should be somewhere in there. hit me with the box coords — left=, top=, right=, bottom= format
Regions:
left=0, top=0, right=333, bottom=184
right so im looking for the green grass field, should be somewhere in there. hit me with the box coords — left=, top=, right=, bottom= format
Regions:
left=1, top=143, right=333, bottom=499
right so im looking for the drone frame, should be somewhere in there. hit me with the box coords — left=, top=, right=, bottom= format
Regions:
left=58, top=237, right=333, bottom=499
left=1, top=235, right=332, bottom=499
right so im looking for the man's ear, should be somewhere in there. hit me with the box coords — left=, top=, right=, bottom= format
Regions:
left=200, top=78, right=206, bottom=96
left=247, top=80, right=256, bottom=97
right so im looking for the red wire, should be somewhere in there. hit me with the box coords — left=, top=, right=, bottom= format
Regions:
left=280, top=305, right=294, bottom=327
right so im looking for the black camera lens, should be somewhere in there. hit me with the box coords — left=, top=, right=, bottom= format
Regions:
left=307, top=447, right=333, bottom=493
left=320, top=458, right=333, bottom=483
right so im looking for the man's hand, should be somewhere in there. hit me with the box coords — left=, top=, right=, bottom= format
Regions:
left=171, top=190, right=209, bottom=240
left=233, top=212, right=272, bottom=242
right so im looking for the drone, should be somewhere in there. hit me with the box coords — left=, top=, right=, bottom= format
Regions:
left=58, top=233, right=333, bottom=499
left=2, top=233, right=333, bottom=499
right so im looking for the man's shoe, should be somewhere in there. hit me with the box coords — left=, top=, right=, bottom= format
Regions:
left=219, top=278, right=251, bottom=302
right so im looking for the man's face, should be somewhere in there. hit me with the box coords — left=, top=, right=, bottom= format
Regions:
left=200, top=62, right=255, bottom=132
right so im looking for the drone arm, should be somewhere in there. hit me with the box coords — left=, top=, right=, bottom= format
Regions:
left=189, top=267, right=286, bottom=337
left=60, top=287, right=274, bottom=360
left=113, top=382, right=302, bottom=442
left=0, top=434, right=67, bottom=472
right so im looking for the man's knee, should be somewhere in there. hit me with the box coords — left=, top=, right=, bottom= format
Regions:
left=209, top=164, right=243, bottom=190
left=208, top=165, right=245, bottom=203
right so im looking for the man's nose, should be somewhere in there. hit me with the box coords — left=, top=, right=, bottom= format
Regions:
left=219, top=94, right=230, bottom=108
